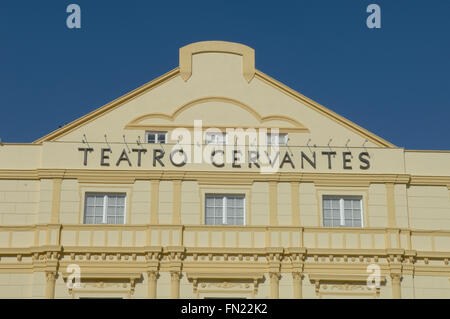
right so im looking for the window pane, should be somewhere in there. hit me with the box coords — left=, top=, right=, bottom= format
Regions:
left=95, top=195, right=104, bottom=206
left=267, top=133, right=288, bottom=146
left=205, top=194, right=244, bottom=225
left=206, top=133, right=226, bottom=145
left=279, top=134, right=288, bottom=145
left=107, top=198, right=116, bottom=208
left=206, top=197, right=214, bottom=207
left=105, top=194, right=125, bottom=225
left=106, top=205, right=116, bottom=215
left=107, top=216, right=115, bottom=224
left=226, top=195, right=244, bottom=225
left=332, top=209, right=340, bottom=220
left=323, top=196, right=362, bottom=227
left=113, top=215, right=124, bottom=224
left=214, top=207, right=223, bottom=224
left=117, top=196, right=125, bottom=206
left=344, top=198, right=362, bottom=227
left=227, top=206, right=235, bottom=218
left=214, top=205, right=222, bottom=217
left=86, top=205, right=97, bottom=216
left=95, top=206, right=103, bottom=217
left=148, top=134, right=156, bottom=143
left=157, top=134, right=166, bottom=144
left=205, top=203, right=214, bottom=218
left=94, top=216, right=103, bottom=224
left=147, top=131, right=167, bottom=144
left=84, top=193, right=125, bottom=225
left=205, top=195, right=225, bottom=225
left=214, top=196, right=223, bottom=206
left=331, top=199, right=340, bottom=209
left=324, top=196, right=342, bottom=227
left=344, top=209, right=352, bottom=219
left=234, top=209, right=244, bottom=225
left=344, top=200, right=352, bottom=209
left=86, top=196, right=95, bottom=206
left=323, top=219, right=332, bottom=227
left=226, top=209, right=235, bottom=225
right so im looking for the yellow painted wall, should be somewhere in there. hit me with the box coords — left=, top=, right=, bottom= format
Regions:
left=0, top=41, right=449, bottom=299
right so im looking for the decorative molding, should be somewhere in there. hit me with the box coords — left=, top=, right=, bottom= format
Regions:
left=309, top=274, right=387, bottom=283
left=179, top=41, right=255, bottom=82
left=187, top=272, right=263, bottom=298
left=45, top=270, right=57, bottom=282
left=1, top=169, right=449, bottom=189
left=147, top=270, right=158, bottom=281
left=187, top=272, right=264, bottom=281
left=207, top=282, right=250, bottom=289
left=125, top=96, right=309, bottom=133
left=170, top=271, right=181, bottom=281
left=61, top=271, right=142, bottom=281
left=309, top=273, right=386, bottom=298
left=61, top=271, right=141, bottom=297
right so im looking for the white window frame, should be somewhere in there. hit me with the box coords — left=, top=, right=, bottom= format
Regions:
left=205, top=194, right=245, bottom=226
left=266, top=133, right=288, bottom=146
left=322, top=196, right=363, bottom=227
left=146, top=131, right=167, bottom=144
left=84, top=193, right=127, bottom=225
left=205, top=132, right=227, bottom=145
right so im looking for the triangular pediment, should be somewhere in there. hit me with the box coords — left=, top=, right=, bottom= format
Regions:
left=34, top=41, right=394, bottom=149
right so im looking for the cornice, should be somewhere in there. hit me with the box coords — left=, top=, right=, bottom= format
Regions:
left=0, top=170, right=39, bottom=180
left=4, top=169, right=448, bottom=187
left=61, top=271, right=142, bottom=281
left=186, top=272, right=264, bottom=281
left=409, top=175, right=450, bottom=187
left=309, top=273, right=387, bottom=283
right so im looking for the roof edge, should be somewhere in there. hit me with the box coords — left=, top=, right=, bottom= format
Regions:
left=254, top=70, right=396, bottom=148
left=33, top=68, right=180, bottom=144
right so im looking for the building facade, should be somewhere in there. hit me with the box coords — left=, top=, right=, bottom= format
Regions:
left=0, top=41, right=449, bottom=299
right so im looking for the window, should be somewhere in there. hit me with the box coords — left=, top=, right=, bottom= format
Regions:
left=146, top=131, right=167, bottom=144
left=267, top=133, right=288, bottom=146
left=205, top=132, right=227, bottom=145
left=84, top=193, right=126, bottom=224
left=323, top=196, right=363, bottom=227
left=205, top=194, right=245, bottom=225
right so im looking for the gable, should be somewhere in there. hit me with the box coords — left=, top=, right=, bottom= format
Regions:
left=33, top=41, right=394, bottom=149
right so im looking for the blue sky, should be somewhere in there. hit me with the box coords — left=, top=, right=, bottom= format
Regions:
left=0, top=0, right=449, bottom=149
